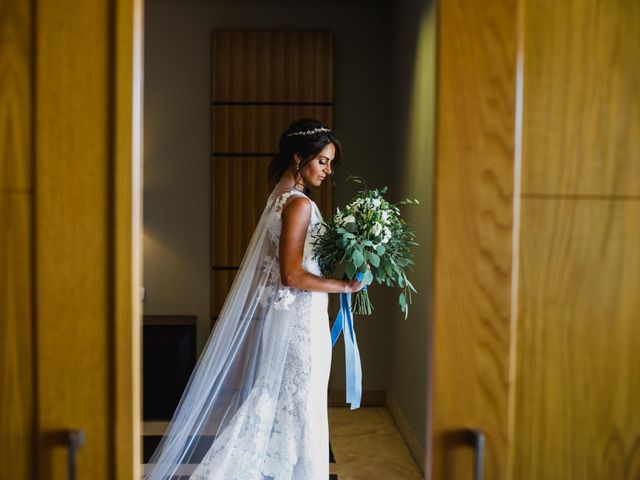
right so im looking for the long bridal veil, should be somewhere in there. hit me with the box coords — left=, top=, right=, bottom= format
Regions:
left=144, top=186, right=309, bottom=479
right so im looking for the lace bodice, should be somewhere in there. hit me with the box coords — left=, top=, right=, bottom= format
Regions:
left=261, top=189, right=325, bottom=310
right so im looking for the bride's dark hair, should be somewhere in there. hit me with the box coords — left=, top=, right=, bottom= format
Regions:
left=268, top=117, right=343, bottom=193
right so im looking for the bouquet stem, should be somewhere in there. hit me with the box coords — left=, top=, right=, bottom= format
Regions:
left=351, top=288, right=373, bottom=315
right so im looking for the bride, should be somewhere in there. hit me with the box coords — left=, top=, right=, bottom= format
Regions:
left=144, top=118, right=366, bottom=479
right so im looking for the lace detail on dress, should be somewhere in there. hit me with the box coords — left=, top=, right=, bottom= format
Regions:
left=261, top=290, right=314, bottom=478
left=260, top=254, right=296, bottom=311
left=189, top=291, right=316, bottom=480
left=189, top=383, right=278, bottom=480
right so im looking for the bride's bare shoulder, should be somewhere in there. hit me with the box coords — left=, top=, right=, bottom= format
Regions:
left=281, top=194, right=312, bottom=219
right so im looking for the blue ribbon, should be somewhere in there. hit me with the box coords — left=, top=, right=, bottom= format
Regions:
left=330, top=271, right=364, bottom=410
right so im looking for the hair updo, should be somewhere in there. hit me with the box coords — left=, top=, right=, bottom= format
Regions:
left=268, top=117, right=343, bottom=193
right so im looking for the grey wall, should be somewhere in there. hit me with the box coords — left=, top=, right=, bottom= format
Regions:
left=388, top=0, right=436, bottom=456
left=143, top=0, right=396, bottom=393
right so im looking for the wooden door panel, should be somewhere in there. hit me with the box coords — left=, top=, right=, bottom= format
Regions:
left=516, top=198, right=640, bottom=478
left=0, top=192, right=34, bottom=479
left=36, top=0, right=114, bottom=474
left=0, top=0, right=35, bottom=476
left=522, top=1, right=640, bottom=196
left=432, top=0, right=517, bottom=478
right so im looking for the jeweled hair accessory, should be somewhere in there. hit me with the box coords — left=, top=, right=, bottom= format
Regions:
left=286, top=127, right=332, bottom=137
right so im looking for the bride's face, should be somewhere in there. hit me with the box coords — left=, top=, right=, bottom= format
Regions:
left=295, top=142, right=335, bottom=188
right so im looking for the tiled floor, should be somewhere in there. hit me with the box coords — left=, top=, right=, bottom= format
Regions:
left=328, top=407, right=423, bottom=480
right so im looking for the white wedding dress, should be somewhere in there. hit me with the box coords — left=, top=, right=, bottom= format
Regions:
left=187, top=188, right=332, bottom=480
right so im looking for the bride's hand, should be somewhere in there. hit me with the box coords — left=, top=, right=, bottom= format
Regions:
left=344, top=264, right=371, bottom=293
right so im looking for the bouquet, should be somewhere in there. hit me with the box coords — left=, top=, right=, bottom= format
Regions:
left=311, top=176, right=419, bottom=318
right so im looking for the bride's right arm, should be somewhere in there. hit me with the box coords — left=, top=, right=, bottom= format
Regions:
left=279, top=196, right=365, bottom=294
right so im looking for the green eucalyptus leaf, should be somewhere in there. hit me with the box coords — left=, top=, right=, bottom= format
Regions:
left=363, top=269, right=373, bottom=285
left=344, top=222, right=357, bottom=233
left=358, top=260, right=369, bottom=273
left=375, top=244, right=385, bottom=255
left=366, top=251, right=380, bottom=267
left=345, top=261, right=356, bottom=278
left=352, top=249, right=365, bottom=267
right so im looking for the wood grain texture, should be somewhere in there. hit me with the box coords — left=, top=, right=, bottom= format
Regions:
left=512, top=1, right=640, bottom=477
left=515, top=198, right=640, bottom=479
left=522, top=0, right=640, bottom=196
left=113, top=0, right=142, bottom=477
left=0, top=0, right=32, bottom=192
left=0, top=0, right=35, bottom=477
left=0, top=193, right=34, bottom=479
left=35, top=0, right=115, bottom=477
left=212, top=31, right=333, bottom=102
left=212, top=156, right=273, bottom=266
left=432, top=0, right=518, bottom=478
left=212, top=105, right=333, bottom=153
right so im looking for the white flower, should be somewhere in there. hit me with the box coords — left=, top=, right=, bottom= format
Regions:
left=371, top=222, right=383, bottom=236
left=381, top=226, right=391, bottom=243
left=343, top=214, right=356, bottom=225
left=381, top=211, right=389, bottom=222
left=372, top=198, right=381, bottom=208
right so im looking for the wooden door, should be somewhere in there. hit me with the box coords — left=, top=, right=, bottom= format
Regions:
left=431, top=0, right=640, bottom=478
left=513, top=2, right=640, bottom=478
left=0, top=0, right=143, bottom=478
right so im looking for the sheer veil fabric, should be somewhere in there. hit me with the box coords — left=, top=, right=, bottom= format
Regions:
left=144, top=181, right=332, bottom=479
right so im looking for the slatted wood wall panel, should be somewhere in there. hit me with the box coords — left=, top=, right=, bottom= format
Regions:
left=514, top=1, right=640, bottom=478
left=211, top=31, right=334, bottom=326
left=0, top=0, right=35, bottom=477
left=212, top=31, right=333, bottom=102
left=212, top=105, right=333, bottom=155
